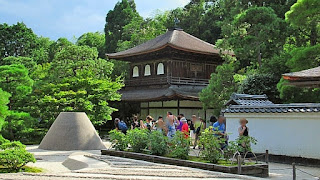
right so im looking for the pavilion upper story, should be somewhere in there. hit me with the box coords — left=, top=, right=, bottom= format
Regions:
left=107, top=28, right=233, bottom=88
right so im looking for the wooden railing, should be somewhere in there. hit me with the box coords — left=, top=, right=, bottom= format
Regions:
left=125, top=76, right=209, bottom=87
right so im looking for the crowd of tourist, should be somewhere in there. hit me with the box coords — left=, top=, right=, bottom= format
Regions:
left=114, top=112, right=250, bottom=150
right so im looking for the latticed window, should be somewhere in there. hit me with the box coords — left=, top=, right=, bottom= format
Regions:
left=157, top=63, right=164, bottom=75
left=132, top=66, right=139, bottom=77
left=144, top=64, right=151, bottom=76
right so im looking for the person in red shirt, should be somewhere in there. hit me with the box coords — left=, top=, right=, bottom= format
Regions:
left=181, top=117, right=189, bottom=139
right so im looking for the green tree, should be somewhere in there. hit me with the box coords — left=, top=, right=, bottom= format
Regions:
left=200, top=62, right=237, bottom=115
left=238, top=73, right=280, bottom=103
left=285, top=0, right=320, bottom=46
left=0, top=22, right=37, bottom=61
left=31, top=37, right=54, bottom=64
left=33, top=45, right=123, bottom=127
left=230, top=7, right=286, bottom=68
left=105, top=0, right=140, bottom=53
left=0, top=64, right=35, bottom=140
left=286, top=45, right=320, bottom=72
left=117, top=13, right=168, bottom=51
left=77, top=32, right=105, bottom=58
left=277, top=78, right=320, bottom=103
left=0, top=88, right=10, bottom=131
left=179, top=0, right=222, bottom=44
left=277, top=0, right=320, bottom=103
left=48, top=38, right=73, bottom=62
left=1, top=56, right=37, bottom=72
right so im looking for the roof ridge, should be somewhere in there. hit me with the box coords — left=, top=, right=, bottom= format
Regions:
left=168, top=30, right=175, bottom=45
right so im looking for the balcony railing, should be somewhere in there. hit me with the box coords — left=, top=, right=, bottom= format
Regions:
left=125, top=76, right=209, bottom=87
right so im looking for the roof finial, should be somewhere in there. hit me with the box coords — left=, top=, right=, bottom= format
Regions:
left=172, top=18, right=183, bottom=31
left=174, top=18, right=180, bottom=27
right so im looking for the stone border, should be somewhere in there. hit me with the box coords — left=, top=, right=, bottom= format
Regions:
left=256, top=153, right=320, bottom=167
left=101, top=149, right=268, bottom=177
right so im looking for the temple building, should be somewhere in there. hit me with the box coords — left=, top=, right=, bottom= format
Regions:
left=282, top=66, right=320, bottom=87
left=107, top=28, right=232, bottom=120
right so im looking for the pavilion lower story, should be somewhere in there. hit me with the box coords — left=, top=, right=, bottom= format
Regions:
left=140, top=100, right=214, bottom=120
left=119, top=85, right=214, bottom=121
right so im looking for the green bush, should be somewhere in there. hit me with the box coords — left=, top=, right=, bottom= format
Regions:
left=0, top=141, right=36, bottom=172
left=168, top=131, right=190, bottom=160
left=126, top=128, right=148, bottom=153
left=199, top=128, right=223, bottom=163
left=1, top=111, right=38, bottom=142
left=235, top=136, right=257, bottom=153
left=109, top=129, right=128, bottom=151
left=0, top=135, right=9, bottom=145
left=148, top=130, right=168, bottom=156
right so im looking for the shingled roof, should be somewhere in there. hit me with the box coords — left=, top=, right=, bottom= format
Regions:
left=120, top=85, right=204, bottom=101
left=282, top=66, right=320, bottom=87
left=225, top=93, right=273, bottom=106
left=283, top=66, right=320, bottom=80
left=107, top=29, right=233, bottom=59
left=223, top=93, right=320, bottom=113
left=223, top=104, right=320, bottom=113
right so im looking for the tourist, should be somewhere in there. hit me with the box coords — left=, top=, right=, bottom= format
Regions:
left=141, top=115, right=153, bottom=131
left=153, top=116, right=165, bottom=135
left=209, top=116, right=217, bottom=126
left=238, top=118, right=250, bottom=152
left=131, top=116, right=140, bottom=129
left=238, top=118, right=249, bottom=137
left=176, top=114, right=184, bottom=131
left=166, top=114, right=177, bottom=139
left=115, top=118, right=128, bottom=134
left=189, top=115, right=196, bottom=144
left=213, top=115, right=226, bottom=136
left=181, top=117, right=189, bottom=139
left=213, top=115, right=227, bottom=149
left=193, top=117, right=205, bottom=149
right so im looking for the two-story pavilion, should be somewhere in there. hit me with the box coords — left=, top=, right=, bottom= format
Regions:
left=107, top=28, right=232, bottom=120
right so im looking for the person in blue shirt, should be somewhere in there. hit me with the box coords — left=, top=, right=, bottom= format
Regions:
left=213, top=115, right=227, bottom=149
left=213, top=115, right=226, bottom=136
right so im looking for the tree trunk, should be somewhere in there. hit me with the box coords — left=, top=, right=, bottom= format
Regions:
left=310, top=21, right=317, bottom=46
left=257, top=45, right=262, bottom=68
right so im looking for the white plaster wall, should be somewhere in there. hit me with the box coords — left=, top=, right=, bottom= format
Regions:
left=225, top=113, right=320, bottom=159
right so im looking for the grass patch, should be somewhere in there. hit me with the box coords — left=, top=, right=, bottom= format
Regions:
left=0, top=166, right=44, bottom=173
left=21, top=166, right=44, bottom=173
left=188, top=156, right=210, bottom=163
left=189, top=156, right=256, bottom=166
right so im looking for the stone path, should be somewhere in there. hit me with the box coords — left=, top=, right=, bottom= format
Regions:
left=1, top=144, right=319, bottom=180
left=268, top=162, right=320, bottom=180
left=0, top=145, right=255, bottom=180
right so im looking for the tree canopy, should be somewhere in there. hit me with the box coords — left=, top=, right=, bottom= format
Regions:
left=105, top=0, right=140, bottom=53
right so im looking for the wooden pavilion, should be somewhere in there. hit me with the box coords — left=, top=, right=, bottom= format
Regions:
left=282, top=66, right=320, bottom=87
left=107, top=28, right=232, bottom=120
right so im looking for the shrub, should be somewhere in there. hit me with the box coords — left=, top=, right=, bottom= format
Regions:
left=0, top=141, right=36, bottom=172
left=126, top=128, right=148, bottom=153
left=109, top=129, right=128, bottom=151
left=235, top=136, right=257, bottom=153
left=148, top=130, right=168, bottom=156
left=0, top=135, right=9, bottom=145
left=224, top=136, right=257, bottom=162
left=168, top=131, right=190, bottom=159
left=199, top=128, right=224, bottom=163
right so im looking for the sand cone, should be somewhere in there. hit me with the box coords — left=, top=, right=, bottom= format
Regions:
left=39, top=112, right=106, bottom=150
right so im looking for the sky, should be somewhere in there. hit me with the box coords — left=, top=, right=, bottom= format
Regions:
left=0, top=0, right=190, bottom=40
